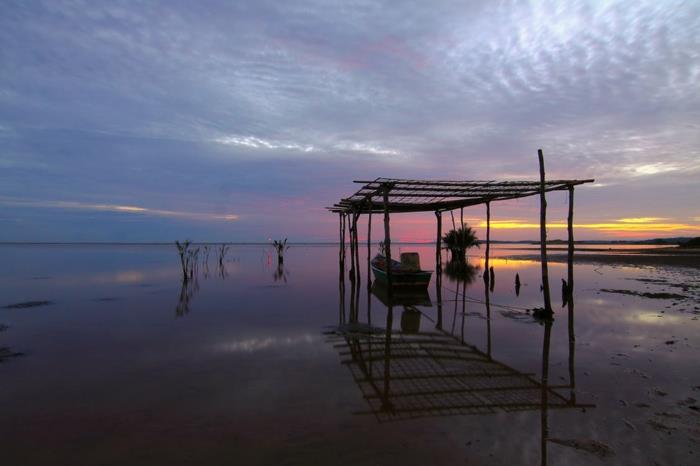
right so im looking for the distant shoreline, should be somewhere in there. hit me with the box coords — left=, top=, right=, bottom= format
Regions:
left=507, top=247, right=700, bottom=268
left=0, top=241, right=689, bottom=246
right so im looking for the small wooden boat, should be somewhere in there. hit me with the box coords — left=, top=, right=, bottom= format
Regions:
left=370, top=253, right=432, bottom=288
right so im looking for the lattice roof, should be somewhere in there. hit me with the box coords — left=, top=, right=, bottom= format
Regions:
left=329, top=177, right=594, bottom=214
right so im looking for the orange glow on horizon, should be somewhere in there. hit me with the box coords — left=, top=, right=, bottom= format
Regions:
left=476, top=219, right=700, bottom=233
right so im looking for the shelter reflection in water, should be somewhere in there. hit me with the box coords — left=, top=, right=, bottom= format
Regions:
left=326, top=246, right=593, bottom=465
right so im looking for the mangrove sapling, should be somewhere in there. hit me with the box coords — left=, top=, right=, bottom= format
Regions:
left=218, top=244, right=230, bottom=267
left=272, top=238, right=288, bottom=264
left=175, top=240, right=192, bottom=281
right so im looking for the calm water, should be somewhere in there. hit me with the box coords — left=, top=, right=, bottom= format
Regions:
left=1, top=244, right=698, bottom=465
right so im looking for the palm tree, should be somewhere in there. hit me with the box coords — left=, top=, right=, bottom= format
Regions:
left=442, top=225, right=479, bottom=263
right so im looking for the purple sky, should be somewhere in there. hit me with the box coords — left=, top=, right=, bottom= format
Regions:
left=1, top=0, right=699, bottom=242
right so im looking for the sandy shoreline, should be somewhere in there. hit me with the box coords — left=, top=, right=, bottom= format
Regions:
left=508, top=247, right=700, bottom=268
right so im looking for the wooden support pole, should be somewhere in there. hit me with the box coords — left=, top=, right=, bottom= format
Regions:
left=382, top=184, right=393, bottom=291
left=367, top=207, right=372, bottom=288
left=567, top=185, right=576, bottom=401
left=435, top=211, right=442, bottom=272
left=338, top=212, right=343, bottom=264
left=354, top=212, right=361, bottom=285
left=485, top=201, right=491, bottom=282
left=435, top=210, right=443, bottom=330
left=538, top=149, right=553, bottom=313
left=340, top=213, right=346, bottom=274
left=349, top=211, right=356, bottom=282
left=567, top=186, right=575, bottom=305
left=382, top=184, right=394, bottom=407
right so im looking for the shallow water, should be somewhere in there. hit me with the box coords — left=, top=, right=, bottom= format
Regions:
left=0, top=244, right=698, bottom=465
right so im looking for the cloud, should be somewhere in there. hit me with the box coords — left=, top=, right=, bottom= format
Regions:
left=0, top=197, right=239, bottom=222
left=214, top=135, right=315, bottom=153
left=213, top=134, right=402, bottom=157
left=0, top=1, right=698, bottom=240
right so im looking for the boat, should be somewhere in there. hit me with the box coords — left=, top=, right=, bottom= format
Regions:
left=370, top=252, right=432, bottom=288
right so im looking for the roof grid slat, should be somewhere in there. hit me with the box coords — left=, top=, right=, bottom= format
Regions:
left=330, top=177, right=594, bottom=213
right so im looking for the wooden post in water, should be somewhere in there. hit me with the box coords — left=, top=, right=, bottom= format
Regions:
left=340, top=213, right=346, bottom=275
left=354, top=212, right=361, bottom=286
left=567, top=185, right=575, bottom=321
left=538, top=149, right=553, bottom=313
left=382, top=184, right=393, bottom=292
left=435, top=210, right=443, bottom=330
left=485, top=202, right=493, bottom=358
left=367, top=206, right=372, bottom=289
left=382, top=183, right=394, bottom=405
left=435, top=211, right=442, bottom=272
left=348, top=211, right=356, bottom=282
left=485, top=201, right=491, bottom=281
left=567, top=185, right=576, bottom=401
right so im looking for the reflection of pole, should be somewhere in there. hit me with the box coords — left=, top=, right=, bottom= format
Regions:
left=451, top=280, right=459, bottom=334
left=541, top=318, right=553, bottom=466
left=460, top=278, right=466, bottom=344
left=349, top=255, right=357, bottom=323
left=485, top=270, right=492, bottom=358
left=567, top=186, right=576, bottom=402
left=382, top=304, right=394, bottom=412
left=538, top=149, right=553, bottom=313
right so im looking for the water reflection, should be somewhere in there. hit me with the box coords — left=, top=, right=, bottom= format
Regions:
left=175, top=275, right=199, bottom=317
left=328, top=253, right=591, bottom=466
left=0, top=324, right=23, bottom=363
left=273, top=263, right=288, bottom=283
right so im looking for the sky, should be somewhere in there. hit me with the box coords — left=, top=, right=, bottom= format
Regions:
left=1, top=0, right=699, bottom=242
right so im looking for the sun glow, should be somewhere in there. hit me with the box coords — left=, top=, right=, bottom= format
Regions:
left=477, top=219, right=700, bottom=233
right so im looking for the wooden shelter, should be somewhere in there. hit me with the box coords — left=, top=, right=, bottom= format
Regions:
left=328, top=150, right=594, bottom=314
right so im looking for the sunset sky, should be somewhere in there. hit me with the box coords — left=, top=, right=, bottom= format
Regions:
left=1, top=0, right=699, bottom=242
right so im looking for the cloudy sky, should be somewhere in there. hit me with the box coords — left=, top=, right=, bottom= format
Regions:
left=1, top=0, right=699, bottom=242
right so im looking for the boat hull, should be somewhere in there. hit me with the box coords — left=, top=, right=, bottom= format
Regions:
left=371, top=264, right=432, bottom=288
